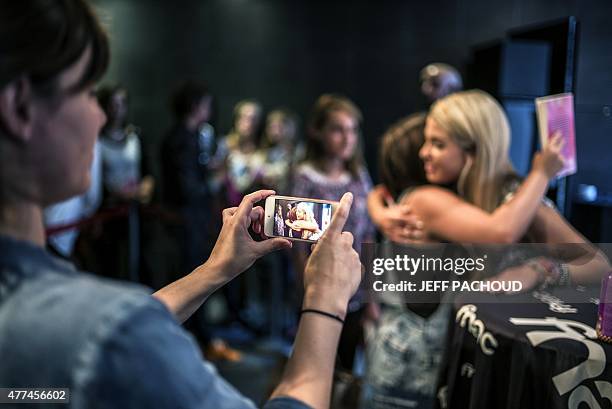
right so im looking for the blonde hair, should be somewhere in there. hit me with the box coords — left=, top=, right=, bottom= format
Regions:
left=288, top=202, right=319, bottom=239
left=428, top=89, right=516, bottom=212
left=261, top=108, right=299, bottom=148
left=296, top=202, right=315, bottom=221
left=227, top=99, right=262, bottom=150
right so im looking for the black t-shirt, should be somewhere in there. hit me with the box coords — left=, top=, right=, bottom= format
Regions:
left=160, top=124, right=210, bottom=208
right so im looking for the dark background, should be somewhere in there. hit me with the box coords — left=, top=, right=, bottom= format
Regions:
left=91, top=0, right=612, bottom=238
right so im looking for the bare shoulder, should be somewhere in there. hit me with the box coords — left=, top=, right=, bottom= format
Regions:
left=401, top=185, right=461, bottom=207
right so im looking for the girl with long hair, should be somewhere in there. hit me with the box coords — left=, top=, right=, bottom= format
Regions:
left=291, top=93, right=375, bottom=373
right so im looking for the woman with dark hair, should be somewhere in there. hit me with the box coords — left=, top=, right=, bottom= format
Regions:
left=379, top=113, right=429, bottom=199
left=291, top=94, right=376, bottom=373
left=0, top=2, right=363, bottom=408
left=293, top=94, right=374, bottom=251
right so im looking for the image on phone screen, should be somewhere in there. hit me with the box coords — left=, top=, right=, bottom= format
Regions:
left=272, top=198, right=333, bottom=241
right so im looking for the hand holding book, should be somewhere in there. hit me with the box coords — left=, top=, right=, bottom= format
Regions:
left=531, top=132, right=565, bottom=178
left=535, top=93, right=577, bottom=178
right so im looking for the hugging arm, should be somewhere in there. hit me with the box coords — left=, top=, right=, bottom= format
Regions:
left=407, top=140, right=565, bottom=243
left=527, top=204, right=610, bottom=285
left=367, top=184, right=424, bottom=243
left=291, top=220, right=320, bottom=233
left=489, top=204, right=611, bottom=291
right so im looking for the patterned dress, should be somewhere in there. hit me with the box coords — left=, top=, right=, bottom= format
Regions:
left=289, top=162, right=375, bottom=252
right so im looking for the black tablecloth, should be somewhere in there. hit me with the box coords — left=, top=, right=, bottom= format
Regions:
left=436, top=286, right=612, bottom=409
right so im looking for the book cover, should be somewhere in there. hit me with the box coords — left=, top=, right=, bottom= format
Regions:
left=535, top=92, right=577, bottom=178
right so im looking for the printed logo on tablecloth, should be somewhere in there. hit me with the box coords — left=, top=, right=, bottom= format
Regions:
left=510, top=317, right=612, bottom=408
left=437, top=386, right=448, bottom=409
left=455, top=304, right=498, bottom=355
left=532, top=291, right=578, bottom=314
left=460, top=363, right=475, bottom=378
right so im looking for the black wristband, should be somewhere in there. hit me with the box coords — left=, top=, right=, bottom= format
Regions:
left=300, top=308, right=345, bottom=325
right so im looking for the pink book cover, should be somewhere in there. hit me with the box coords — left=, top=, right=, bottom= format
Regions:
left=535, top=92, right=577, bottom=178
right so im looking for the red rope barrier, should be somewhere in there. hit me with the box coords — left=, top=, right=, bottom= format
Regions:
left=45, top=203, right=189, bottom=237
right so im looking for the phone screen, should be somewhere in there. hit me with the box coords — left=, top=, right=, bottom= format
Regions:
left=272, top=198, right=333, bottom=241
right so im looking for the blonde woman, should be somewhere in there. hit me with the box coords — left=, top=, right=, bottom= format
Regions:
left=219, top=100, right=264, bottom=205
left=255, top=109, right=302, bottom=192
left=370, top=90, right=609, bottom=285
left=365, top=91, right=610, bottom=408
left=285, top=202, right=321, bottom=240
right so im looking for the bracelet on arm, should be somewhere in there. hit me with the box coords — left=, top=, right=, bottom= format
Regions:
left=557, top=263, right=572, bottom=287
left=300, top=309, right=345, bottom=325
left=542, top=259, right=572, bottom=287
left=529, top=258, right=571, bottom=288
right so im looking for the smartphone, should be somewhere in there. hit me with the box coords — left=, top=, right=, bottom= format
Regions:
left=264, top=195, right=339, bottom=242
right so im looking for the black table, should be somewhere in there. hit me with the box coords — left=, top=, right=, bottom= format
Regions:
left=436, top=287, right=612, bottom=409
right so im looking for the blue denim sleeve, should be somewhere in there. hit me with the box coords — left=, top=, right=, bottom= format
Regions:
left=89, top=297, right=310, bottom=409
left=264, top=397, right=312, bottom=409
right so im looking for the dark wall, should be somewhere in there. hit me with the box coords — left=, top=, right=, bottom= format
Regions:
left=91, top=0, right=612, bottom=187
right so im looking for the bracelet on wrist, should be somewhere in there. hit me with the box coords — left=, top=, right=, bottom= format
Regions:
left=300, top=308, right=345, bottom=325
left=529, top=258, right=571, bottom=288
left=557, top=263, right=571, bottom=287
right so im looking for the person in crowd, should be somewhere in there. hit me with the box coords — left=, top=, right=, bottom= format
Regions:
left=0, top=2, right=363, bottom=408
left=97, top=85, right=153, bottom=205
left=220, top=99, right=264, bottom=205
left=160, top=80, right=240, bottom=359
left=419, top=62, right=463, bottom=103
left=275, top=204, right=286, bottom=236
left=95, top=84, right=154, bottom=281
left=247, top=109, right=303, bottom=338
left=217, top=99, right=279, bottom=336
left=286, top=203, right=297, bottom=238
left=364, top=91, right=610, bottom=408
left=291, top=93, right=376, bottom=373
left=255, top=108, right=301, bottom=193
left=161, top=80, right=215, bottom=275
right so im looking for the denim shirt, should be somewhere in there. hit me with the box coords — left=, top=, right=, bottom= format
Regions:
left=0, top=234, right=309, bottom=409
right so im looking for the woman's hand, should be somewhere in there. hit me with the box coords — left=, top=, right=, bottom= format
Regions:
left=302, top=192, right=362, bottom=319
left=531, top=132, right=565, bottom=179
left=367, top=185, right=425, bottom=243
left=153, top=190, right=291, bottom=323
left=205, top=190, right=292, bottom=279
left=378, top=204, right=425, bottom=244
